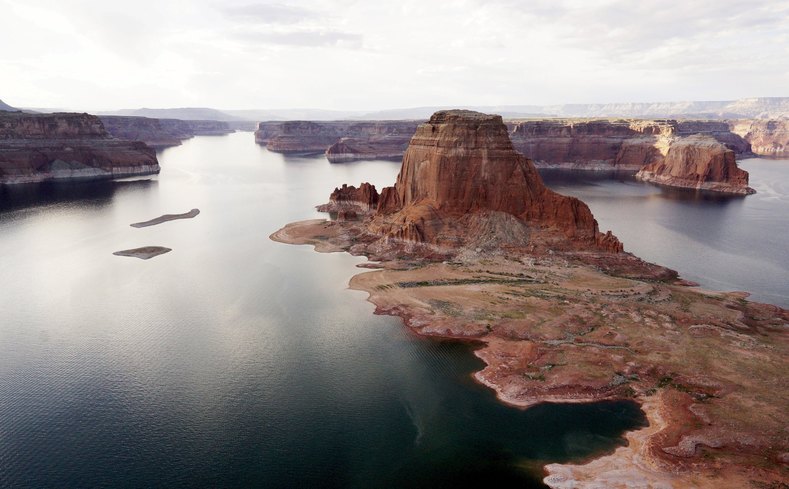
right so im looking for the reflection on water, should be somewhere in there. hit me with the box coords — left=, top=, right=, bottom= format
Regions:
left=0, top=178, right=157, bottom=213
left=540, top=161, right=789, bottom=307
left=0, top=133, right=646, bottom=489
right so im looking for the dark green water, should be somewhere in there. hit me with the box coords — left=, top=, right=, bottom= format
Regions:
left=12, top=131, right=766, bottom=488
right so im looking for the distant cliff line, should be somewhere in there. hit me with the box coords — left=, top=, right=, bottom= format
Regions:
left=254, top=117, right=789, bottom=163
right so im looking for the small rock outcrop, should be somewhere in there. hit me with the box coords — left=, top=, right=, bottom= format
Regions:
left=316, top=183, right=380, bottom=214
left=329, top=110, right=623, bottom=254
left=636, top=135, right=754, bottom=194
left=0, top=112, right=159, bottom=184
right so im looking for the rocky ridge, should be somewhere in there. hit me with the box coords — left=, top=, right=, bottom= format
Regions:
left=0, top=112, right=159, bottom=184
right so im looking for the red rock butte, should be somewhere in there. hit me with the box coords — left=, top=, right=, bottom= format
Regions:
left=326, top=110, right=622, bottom=253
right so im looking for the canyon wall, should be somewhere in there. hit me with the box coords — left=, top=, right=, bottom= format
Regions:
left=254, top=120, right=420, bottom=158
left=507, top=119, right=750, bottom=170
left=729, top=119, right=789, bottom=157
left=0, top=113, right=159, bottom=184
left=100, top=116, right=232, bottom=148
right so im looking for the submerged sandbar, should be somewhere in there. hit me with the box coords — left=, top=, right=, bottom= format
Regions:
left=130, top=208, right=200, bottom=228
left=113, top=246, right=172, bottom=259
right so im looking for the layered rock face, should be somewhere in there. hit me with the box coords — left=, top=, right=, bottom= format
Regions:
left=507, top=119, right=750, bottom=170
left=338, top=110, right=622, bottom=253
left=0, top=113, right=159, bottom=184
left=100, top=116, right=232, bottom=148
left=255, top=120, right=420, bottom=157
left=729, top=119, right=789, bottom=157
left=636, top=135, right=754, bottom=194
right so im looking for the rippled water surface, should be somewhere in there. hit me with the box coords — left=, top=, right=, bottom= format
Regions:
left=0, top=133, right=649, bottom=488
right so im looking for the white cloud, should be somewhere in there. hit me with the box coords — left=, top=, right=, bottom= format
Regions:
left=0, top=0, right=787, bottom=110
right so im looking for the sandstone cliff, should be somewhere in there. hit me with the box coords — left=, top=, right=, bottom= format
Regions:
left=0, top=113, right=159, bottom=184
left=321, top=110, right=622, bottom=255
left=100, top=116, right=232, bottom=148
left=636, top=135, right=754, bottom=194
left=507, top=119, right=750, bottom=170
left=729, top=119, right=789, bottom=157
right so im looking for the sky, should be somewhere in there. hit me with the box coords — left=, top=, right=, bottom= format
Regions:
left=1, top=0, right=788, bottom=111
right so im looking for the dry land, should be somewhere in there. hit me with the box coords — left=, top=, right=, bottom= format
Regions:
left=271, top=218, right=789, bottom=488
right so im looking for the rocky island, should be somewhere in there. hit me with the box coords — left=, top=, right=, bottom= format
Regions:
left=0, top=112, right=159, bottom=184
left=272, top=110, right=788, bottom=488
left=636, top=135, right=755, bottom=194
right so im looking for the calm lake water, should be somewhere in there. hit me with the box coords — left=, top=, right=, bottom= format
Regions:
left=0, top=132, right=785, bottom=488
left=540, top=159, right=789, bottom=307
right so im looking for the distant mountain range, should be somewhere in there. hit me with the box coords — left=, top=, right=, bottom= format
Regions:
left=11, top=96, right=789, bottom=122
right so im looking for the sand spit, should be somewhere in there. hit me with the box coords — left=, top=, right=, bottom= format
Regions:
left=112, top=246, right=172, bottom=259
left=130, top=208, right=199, bottom=228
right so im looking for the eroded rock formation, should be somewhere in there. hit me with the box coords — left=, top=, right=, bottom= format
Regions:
left=320, top=110, right=623, bottom=255
left=317, top=182, right=380, bottom=214
left=0, top=113, right=159, bottom=184
left=729, top=119, right=789, bottom=157
left=636, top=135, right=754, bottom=194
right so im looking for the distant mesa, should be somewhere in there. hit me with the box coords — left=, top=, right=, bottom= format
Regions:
left=0, top=112, right=159, bottom=184
left=130, top=209, right=200, bottom=228
left=113, top=246, right=172, bottom=260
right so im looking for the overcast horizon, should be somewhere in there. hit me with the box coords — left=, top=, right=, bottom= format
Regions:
left=1, top=0, right=788, bottom=112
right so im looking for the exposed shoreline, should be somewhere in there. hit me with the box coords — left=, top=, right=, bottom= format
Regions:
left=270, top=218, right=789, bottom=488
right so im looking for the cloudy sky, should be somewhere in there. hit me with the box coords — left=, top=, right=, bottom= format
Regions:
left=1, top=0, right=787, bottom=111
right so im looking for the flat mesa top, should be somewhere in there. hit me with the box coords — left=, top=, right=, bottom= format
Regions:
left=428, top=110, right=502, bottom=124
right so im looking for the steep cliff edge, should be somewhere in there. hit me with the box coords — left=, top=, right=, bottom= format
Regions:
left=368, top=110, right=622, bottom=253
left=100, top=116, right=232, bottom=148
left=729, top=119, right=789, bottom=157
left=636, top=135, right=754, bottom=194
left=507, top=119, right=750, bottom=170
left=0, top=113, right=159, bottom=184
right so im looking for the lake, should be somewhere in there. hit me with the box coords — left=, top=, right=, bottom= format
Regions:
left=1, top=132, right=786, bottom=488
